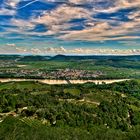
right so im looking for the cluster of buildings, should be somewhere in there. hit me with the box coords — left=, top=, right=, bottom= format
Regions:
left=0, top=61, right=16, bottom=68
left=49, top=69, right=103, bottom=79
left=0, top=68, right=103, bottom=79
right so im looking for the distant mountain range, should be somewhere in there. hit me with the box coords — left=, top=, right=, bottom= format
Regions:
left=1, top=54, right=140, bottom=61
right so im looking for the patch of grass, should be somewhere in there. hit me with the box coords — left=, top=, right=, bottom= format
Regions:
left=63, top=88, right=81, bottom=95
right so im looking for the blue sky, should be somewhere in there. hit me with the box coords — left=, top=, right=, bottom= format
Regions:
left=0, top=0, right=140, bottom=55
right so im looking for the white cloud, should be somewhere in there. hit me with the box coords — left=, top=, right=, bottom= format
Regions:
left=6, top=43, right=16, bottom=47
left=31, top=48, right=42, bottom=54
left=10, top=19, right=35, bottom=30
left=94, top=0, right=140, bottom=13
left=0, top=8, right=16, bottom=15
left=16, top=47, right=27, bottom=53
left=69, top=0, right=92, bottom=4
left=32, top=4, right=92, bottom=34
left=25, top=47, right=140, bottom=55
left=4, top=0, right=21, bottom=9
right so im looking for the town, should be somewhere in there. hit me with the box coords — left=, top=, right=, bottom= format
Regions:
left=0, top=68, right=104, bottom=80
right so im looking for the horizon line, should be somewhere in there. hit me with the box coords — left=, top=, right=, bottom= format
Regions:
left=0, top=53, right=140, bottom=57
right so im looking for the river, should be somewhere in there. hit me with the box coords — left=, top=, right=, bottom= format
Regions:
left=0, top=78, right=130, bottom=85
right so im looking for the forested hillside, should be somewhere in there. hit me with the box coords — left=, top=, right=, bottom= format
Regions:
left=0, top=80, right=140, bottom=139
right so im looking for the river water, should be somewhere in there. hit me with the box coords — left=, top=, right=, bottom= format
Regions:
left=0, top=78, right=130, bottom=85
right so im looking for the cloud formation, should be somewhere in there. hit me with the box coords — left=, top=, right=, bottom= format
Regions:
left=16, top=46, right=140, bottom=55
left=0, top=0, right=140, bottom=54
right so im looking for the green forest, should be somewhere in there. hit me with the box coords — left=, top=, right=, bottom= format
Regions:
left=1, top=80, right=140, bottom=139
